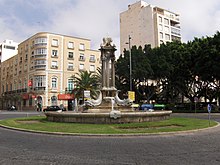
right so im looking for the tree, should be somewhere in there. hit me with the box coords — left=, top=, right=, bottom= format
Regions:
left=115, top=45, right=153, bottom=102
left=72, top=70, right=100, bottom=103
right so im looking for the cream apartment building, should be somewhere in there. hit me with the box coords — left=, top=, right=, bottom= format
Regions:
left=120, top=0, right=181, bottom=53
left=0, top=32, right=100, bottom=110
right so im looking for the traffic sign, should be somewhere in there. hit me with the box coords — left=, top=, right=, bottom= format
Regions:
left=128, top=91, right=135, bottom=101
left=207, top=104, right=211, bottom=113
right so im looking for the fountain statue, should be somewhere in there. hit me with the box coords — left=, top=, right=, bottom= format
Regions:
left=85, top=37, right=132, bottom=112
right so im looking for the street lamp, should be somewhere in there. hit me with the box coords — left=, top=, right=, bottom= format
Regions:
left=126, top=35, right=132, bottom=91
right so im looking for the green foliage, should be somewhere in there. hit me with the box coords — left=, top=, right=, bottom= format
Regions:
left=116, top=31, right=220, bottom=105
left=72, top=70, right=100, bottom=100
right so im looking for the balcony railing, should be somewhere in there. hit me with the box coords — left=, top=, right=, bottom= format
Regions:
left=34, top=87, right=46, bottom=91
left=34, top=43, right=47, bottom=47
left=4, top=88, right=27, bottom=95
left=171, top=27, right=181, bottom=36
left=51, top=65, right=58, bottom=69
left=89, top=58, right=96, bottom=62
left=35, top=65, right=46, bottom=70
left=79, top=57, right=86, bottom=61
left=34, top=54, right=47, bottom=59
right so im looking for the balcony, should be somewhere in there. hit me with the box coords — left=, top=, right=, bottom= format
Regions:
left=35, top=60, right=46, bottom=70
left=4, top=88, right=27, bottom=95
left=171, top=27, right=181, bottom=36
left=35, top=65, right=46, bottom=70
left=51, top=65, right=58, bottom=69
left=67, top=67, right=74, bottom=71
left=34, top=87, right=46, bottom=91
left=79, top=57, right=86, bottom=61
left=34, top=54, right=47, bottom=59
left=50, top=88, right=58, bottom=93
left=89, top=58, right=96, bottom=62
left=170, top=20, right=180, bottom=28
left=34, top=43, right=47, bottom=47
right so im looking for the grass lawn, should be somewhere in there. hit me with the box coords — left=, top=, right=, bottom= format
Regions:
left=0, top=116, right=218, bottom=135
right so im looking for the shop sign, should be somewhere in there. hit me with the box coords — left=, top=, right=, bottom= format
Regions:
left=58, top=94, right=74, bottom=100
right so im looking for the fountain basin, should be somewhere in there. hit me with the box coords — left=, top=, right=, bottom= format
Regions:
left=45, top=111, right=172, bottom=124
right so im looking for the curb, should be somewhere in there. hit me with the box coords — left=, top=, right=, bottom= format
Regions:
left=0, top=122, right=219, bottom=137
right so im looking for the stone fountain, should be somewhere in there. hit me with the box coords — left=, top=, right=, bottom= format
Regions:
left=45, top=38, right=172, bottom=124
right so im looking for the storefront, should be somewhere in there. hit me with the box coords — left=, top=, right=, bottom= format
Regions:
left=58, top=94, right=75, bottom=111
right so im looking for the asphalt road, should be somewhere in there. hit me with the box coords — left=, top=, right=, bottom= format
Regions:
left=1, top=111, right=220, bottom=165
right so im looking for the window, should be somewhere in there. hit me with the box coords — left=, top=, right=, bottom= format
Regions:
left=51, top=61, right=58, bottom=68
left=164, top=18, right=169, bottom=25
left=165, top=34, right=170, bottom=40
left=90, top=65, right=95, bottom=72
left=4, top=45, right=15, bottom=50
left=52, top=50, right=58, bottom=57
left=52, top=39, right=58, bottom=46
left=79, top=64, right=84, bottom=70
left=79, top=53, right=85, bottom=61
left=35, top=37, right=47, bottom=45
left=79, top=43, right=85, bottom=50
left=19, top=81, right=22, bottom=89
left=25, top=44, right=28, bottom=51
left=160, top=32, right=163, bottom=39
left=23, top=80, right=27, bottom=89
left=164, top=26, right=169, bottom=33
left=34, top=75, right=46, bottom=88
left=51, top=96, right=57, bottom=105
left=68, top=42, right=74, bottom=49
left=158, top=16, right=162, bottom=23
left=35, top=48, right=47, bottom=55
left=68, top=79, right=74, bottom=90
left=35, top=60, right=46, bottom=65
left=14, top=83, right=16, bottom=90
left=89, top=55, right=95, bottom=62
left=68, top=52, right=74, bottom=59
left=51, top=78, right=57, bottom=89
left=159, top=24, right=163, bottom=31
left=68, top=63, right=74, bottom=70
left=20, top=57, right=22, bottom=63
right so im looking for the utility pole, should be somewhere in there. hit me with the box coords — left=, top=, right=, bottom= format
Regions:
left=126, top=35, right=132, bottom=91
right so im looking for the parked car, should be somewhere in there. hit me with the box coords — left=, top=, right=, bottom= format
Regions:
left=8, top=105, right=17, bottom=111
left=139, top=104, right=154, bottom=111
left=43, top=105, right=66, bottom=112
left=139, top=104, right=165, bottom=111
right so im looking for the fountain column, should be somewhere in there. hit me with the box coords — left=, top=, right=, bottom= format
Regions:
left=99, top=38, right=117, bottom=98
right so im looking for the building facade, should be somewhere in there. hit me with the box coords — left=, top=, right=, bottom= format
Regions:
left=0, top=32, right=100, bottom=111
left=120, top=0, right=181, bottom=53
left=0, top=39, right=18, bottom=63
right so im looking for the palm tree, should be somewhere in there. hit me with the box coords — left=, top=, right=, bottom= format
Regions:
left=72, top=70, right=100, bottom=104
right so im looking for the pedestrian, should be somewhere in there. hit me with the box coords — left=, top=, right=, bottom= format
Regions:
left=38, top=102, right=42, bottom=111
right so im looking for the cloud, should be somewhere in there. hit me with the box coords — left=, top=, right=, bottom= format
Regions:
left=45, top=0, right=130, bottom=55
left=0, top=0, right=220, bottom=55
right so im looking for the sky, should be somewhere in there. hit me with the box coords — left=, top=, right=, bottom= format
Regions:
left=0, top=0, right=220, bottom=55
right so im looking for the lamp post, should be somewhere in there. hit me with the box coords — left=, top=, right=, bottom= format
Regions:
left=126, top=35, right=132, bottom=91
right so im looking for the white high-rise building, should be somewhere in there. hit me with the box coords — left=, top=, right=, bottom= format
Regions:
left=120, top=1, right=181, bottom=53
left=0, top=40, right=18, bottom=62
